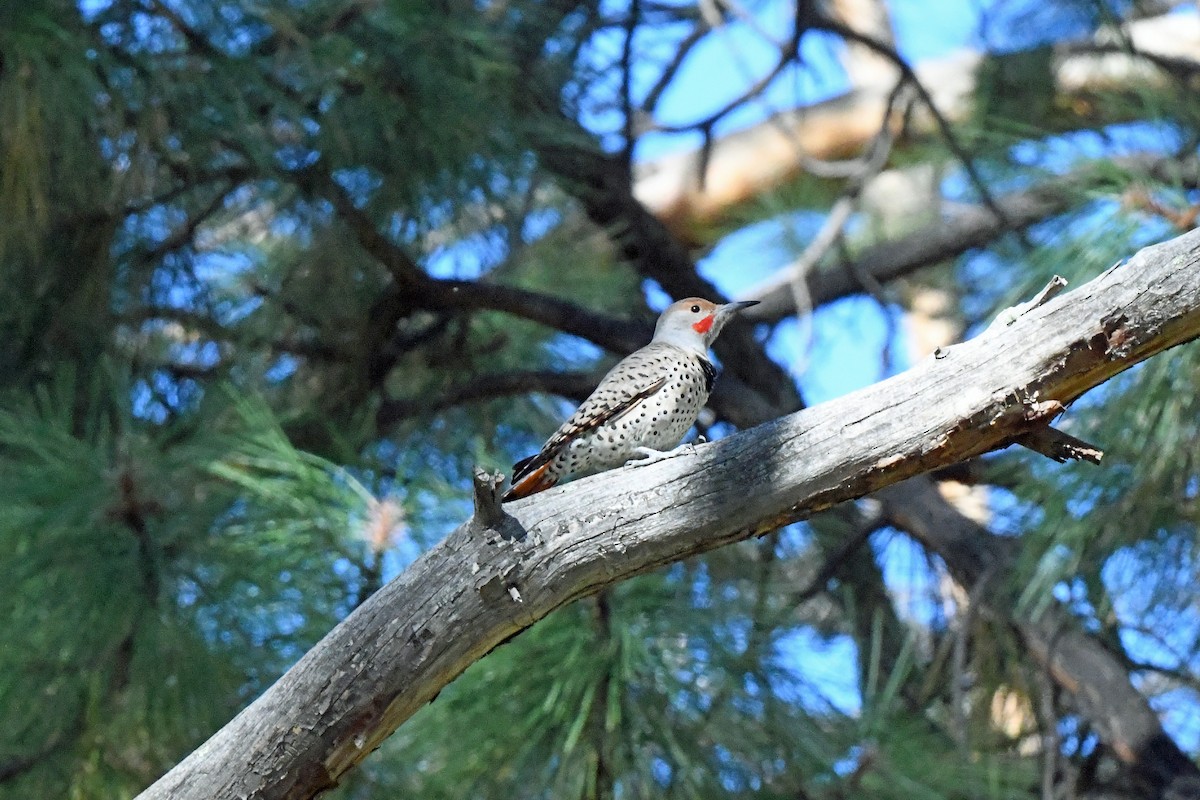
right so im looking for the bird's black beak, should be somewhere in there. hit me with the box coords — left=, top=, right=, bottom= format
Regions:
left=707, top=299, right=760, bottom=338
left=715, top=299, right=760, bottom=320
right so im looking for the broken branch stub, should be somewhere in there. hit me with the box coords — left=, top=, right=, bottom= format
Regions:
left=470, top=468, right=507, bottom=532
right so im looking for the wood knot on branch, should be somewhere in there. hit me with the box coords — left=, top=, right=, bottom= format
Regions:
left=477, top=565, right=522, bottom=605
left=1102, top=314, right=1133, bottom=358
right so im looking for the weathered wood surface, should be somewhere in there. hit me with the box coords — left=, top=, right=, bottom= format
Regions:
left=138, top=228, right=1200, bottom=800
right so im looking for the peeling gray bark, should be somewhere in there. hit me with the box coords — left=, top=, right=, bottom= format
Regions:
left=137, top=228, right=1200, bottom=800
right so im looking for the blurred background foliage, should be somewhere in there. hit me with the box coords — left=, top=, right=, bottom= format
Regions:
left=1, top=0, right=1200, bottom=797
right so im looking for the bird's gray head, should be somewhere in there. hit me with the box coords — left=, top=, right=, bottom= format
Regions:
left=651, top=297, right=760, bottom=353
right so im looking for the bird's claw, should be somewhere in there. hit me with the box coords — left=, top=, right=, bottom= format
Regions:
left=628, top=440, right=704, bottom=467
left=628, top=445, right=677, bottom=466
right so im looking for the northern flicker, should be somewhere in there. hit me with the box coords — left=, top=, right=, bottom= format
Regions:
left=502, top=297, right=758, bottom=501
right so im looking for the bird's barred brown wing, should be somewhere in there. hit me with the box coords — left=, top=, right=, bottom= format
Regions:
left=503, top=369, right=670, bottom=501
left=536, top=375, right=669, bottom=463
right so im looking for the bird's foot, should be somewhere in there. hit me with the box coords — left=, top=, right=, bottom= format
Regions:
left=628, top=445, right=677, bottom=466
left=627, top=441, right=699, bottom=467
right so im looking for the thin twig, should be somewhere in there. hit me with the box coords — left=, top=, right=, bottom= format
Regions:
left=786, top=519, right=883, bottom=606
left=775, top=78, right=911, bottom=375
left=649, top=46, right=796, bottom=135
left=639, top=24, right=709, bottom=115
left=813, top=17, right=1019, bottom=241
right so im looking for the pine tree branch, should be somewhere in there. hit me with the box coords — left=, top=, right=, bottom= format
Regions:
left=635, top=11, right=1200, bottom=242
left=376, top=369, right=602, bottom=427
left=137, top=229, right=1200, bottom=800
left=0, top=713, right=84, bottom=784
left=875, top=474, right=1200, bottom=798
left=741, top=154, right=1200, bottom=321
left=294, top=163, right=654, bottom=358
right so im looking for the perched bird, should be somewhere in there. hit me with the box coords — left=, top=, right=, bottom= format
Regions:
left=502, top=297, right=759, bottom=501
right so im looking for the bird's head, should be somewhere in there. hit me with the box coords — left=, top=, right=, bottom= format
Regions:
left=651, top=297, right=760, bottom=353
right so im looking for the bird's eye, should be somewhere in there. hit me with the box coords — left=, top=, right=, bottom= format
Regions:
left=690, top=304, right=701, bottom=313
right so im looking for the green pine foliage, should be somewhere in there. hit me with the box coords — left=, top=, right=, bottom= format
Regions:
left=1, top=0, right=1198, bottom=797
left=0, top=375, right=386, bottom=795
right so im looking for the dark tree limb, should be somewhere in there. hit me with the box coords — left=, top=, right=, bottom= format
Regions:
left=0, top=710, right=84, bottom=784
left=137, top=229, right=1200, bottom=800
left=376, top=369, right=604, bottom=427
left=296, top=163, right=655, bottom=356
